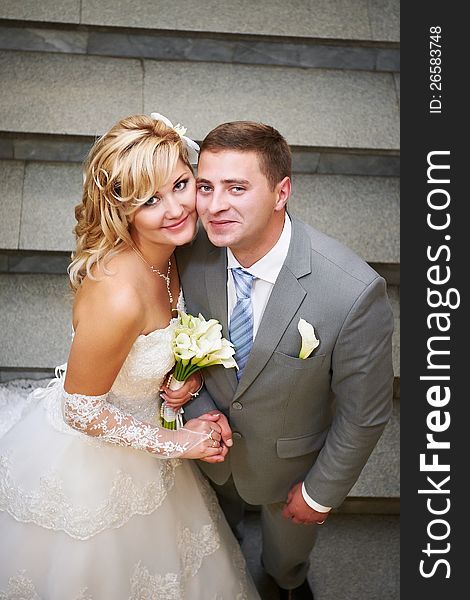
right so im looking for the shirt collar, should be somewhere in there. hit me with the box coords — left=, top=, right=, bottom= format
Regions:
left=227, top=213, right=291, bottom=284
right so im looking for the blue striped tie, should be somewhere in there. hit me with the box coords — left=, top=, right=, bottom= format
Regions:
left=229, top=268, right=256, bottom=380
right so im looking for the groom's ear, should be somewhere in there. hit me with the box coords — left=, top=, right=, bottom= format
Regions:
left=274, top=176, right=291, bottom=211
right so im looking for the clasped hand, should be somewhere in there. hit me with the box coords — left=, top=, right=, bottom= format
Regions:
left=160, top=373, right=233, bottom=463
left=182, top=410, right=233, bottom=463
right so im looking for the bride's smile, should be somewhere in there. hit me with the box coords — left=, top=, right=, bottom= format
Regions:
left=130, top=159, right=198, bottom=253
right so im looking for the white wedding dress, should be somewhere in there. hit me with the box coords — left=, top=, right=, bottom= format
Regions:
left=0, top=305, right=260, bottom=599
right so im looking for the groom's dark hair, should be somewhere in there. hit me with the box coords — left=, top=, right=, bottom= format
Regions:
left=200, top=121, right=291, bottom=191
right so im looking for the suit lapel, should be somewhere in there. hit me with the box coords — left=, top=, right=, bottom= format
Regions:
left=204, top=245, right=238, bottom=392
left=234, top=216, right=312, bottom=399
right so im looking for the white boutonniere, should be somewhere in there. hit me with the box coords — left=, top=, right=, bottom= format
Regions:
left=297, top=319, right=320, bottom=359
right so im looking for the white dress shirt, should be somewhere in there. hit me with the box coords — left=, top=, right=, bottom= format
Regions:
left=227, top=214, right=331, bottom=514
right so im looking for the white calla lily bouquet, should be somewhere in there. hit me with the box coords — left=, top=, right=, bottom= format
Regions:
left=160, top=311, right=238, bottom=429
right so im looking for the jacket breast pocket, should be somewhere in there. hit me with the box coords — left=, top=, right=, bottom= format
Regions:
left=272, top=350, right=328, bottom=371
left=276, top=428, right=329, bottom=458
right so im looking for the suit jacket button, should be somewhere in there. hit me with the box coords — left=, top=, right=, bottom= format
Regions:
left=232, top=401, right=243, bottom=410
left=232, top=432, right=242, bottom=440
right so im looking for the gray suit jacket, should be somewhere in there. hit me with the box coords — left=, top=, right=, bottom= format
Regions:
left=176, top=215, right=394, bottom=508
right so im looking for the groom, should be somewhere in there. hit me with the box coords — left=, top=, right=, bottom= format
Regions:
left=177, top=121, right=394, bottom=599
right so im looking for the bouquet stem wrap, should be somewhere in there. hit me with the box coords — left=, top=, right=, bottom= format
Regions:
left=160, top=377, right=185, bottom=430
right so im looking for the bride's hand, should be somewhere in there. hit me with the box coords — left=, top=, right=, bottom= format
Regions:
left=160, top=372, right=203, bottom=410
left=182, top=414, right=225, bottom=460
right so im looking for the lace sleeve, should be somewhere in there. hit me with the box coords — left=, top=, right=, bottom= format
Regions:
left=62, top=390, right=207, bottom=458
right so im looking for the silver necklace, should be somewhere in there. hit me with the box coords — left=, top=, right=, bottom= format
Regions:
left=131, top=245, right=173, bottom=304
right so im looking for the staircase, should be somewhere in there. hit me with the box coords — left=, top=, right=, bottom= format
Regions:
left=0, top=2, right=399, bottom=598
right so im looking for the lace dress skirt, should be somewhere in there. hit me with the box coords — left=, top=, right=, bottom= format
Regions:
left=0, top=379, right=260, bottom=600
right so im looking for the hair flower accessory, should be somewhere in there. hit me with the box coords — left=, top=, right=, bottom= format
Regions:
left=150, top=112, right=200, bottom=165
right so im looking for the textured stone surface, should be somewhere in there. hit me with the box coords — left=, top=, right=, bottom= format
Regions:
left=308, top=514, right=399, bottom=599
left=1, top=24, right=400, bottom=72
left=14, top=137, right=90, bottom=163
left=350, top=399, right=399, bottom=497
left=376, top=48, right=401, bottom=72
left=369, top=0, right=400, bottom=42
left=5, top=131, right=401, bottom=176
left=144, top=61, right=399, bottom=150
left=242, top=512, right=399, bottom=599
left=394, top=72, right=400, bottom=106
left=317, top=153, right=400, bottom=176
left=289, top=174, right=400, bottom=263
left=81, top=0, right=376, bottom=41
left=20, top=162, right=81, bottom=251
left=0, top=137, right=14, bottom=159
left=0, top=51, right=143, bottom=136
left=0, top=26, right=87, bottom=53
left=292, top=151, right=322, bottom=174
left=0, top=160, right=24, bottom=250
left=88, top=30, right=388, bottom=71
left=6, top=253, right=71, bottom=274
left=0, top=274, right=72, bottom=369
left=88, top=31, right=235, bottom=63
left=0, top=254, right=8, bottom=271
left=0, top=51, right=399, bottom=149
left=0, top=0, right=400, bottom=42
left=0, top=374, right=51, bottom=384
left=0, top=0, right=80, bottom=23
left=295, top=43, right=375, bottom=70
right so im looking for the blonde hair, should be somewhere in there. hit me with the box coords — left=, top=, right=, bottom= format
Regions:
left=68, top=114, right=192, bottom=291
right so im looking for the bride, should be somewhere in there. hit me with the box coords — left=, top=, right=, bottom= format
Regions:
left=0, top=114, right=260, bottom=599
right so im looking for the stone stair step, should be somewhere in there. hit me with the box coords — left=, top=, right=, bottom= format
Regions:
left=0, top=0, right=80, bottom=24
left=144, top=60, right=399, bottom=150
left=0, top=50, right=400, bottom=150
left=0, top=132, right=400, bottom=179
left=0, top=51, right=143, bottom=138
left=0, top=0, right=400, bottom=43
left=0, top=23, right=400, bottom=74
left=290, top=173, right=399, bottom=264
left=0, top=273, right=72, bottom=370
left=0, top=159, right=23, bottom=250
left=0, top=160, right=399, bottom=265
left=337, top=497, right=399, bottom=515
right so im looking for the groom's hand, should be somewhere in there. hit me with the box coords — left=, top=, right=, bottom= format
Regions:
left=199, top=410, right=233, bottom=463
left=282, top=482, right=330, bottom=525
